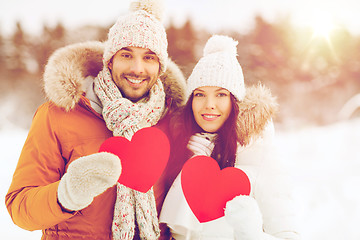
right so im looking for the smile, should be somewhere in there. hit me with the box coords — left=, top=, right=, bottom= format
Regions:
left=202, top=114, right=220, bottom=121
left=123, top=75, right=150, bottom=88
left=126, top=77, right=145, bottom=84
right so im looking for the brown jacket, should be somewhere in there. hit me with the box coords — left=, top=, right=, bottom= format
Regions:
left=5, top=41, right=186, bottom=239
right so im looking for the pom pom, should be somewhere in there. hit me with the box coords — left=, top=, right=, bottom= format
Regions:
left=130, top=0, right=164, bottom=21
left=203, top=35, right=238, bottom=57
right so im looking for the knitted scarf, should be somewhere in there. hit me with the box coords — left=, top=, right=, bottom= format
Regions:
left=94, top=68, right=165, bottom=239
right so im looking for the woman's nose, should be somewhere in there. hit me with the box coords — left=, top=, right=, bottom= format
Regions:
left=205, top=97, right=216, bottom=110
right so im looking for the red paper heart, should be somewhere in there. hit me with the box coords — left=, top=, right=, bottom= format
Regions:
left=181, top=156, right=251, bottom=223
left=99, top=127, right=170, bottom=193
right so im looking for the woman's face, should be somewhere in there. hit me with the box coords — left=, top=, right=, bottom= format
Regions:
left=192, top=86, right=232, bottom=133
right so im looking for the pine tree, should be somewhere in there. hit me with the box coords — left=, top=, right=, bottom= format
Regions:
left=166, top=18, right=198, bottom=77
left=0, top=27, right=5, bottom=72
left=9, top=21, right=27, bottom=74
left=29, top=22, right=66, bottom=74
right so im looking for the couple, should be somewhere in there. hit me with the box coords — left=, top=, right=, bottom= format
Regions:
left=5, top=0, right=300, bottom=239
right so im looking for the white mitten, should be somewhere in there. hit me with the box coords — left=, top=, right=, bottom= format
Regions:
left=225, top=195, right=263, bottom=240
left=187, top=133, right=217, bottom=157
left=58, top=152, right=121, bottom=211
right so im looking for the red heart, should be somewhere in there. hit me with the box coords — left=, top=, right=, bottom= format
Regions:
left=99, top=127, right=170, bottom=193
left=181, top=156, right=251, bottom=223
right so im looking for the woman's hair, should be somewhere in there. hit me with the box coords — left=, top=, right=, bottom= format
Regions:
left=212, top=95, right=240, bottom=169
left=170, top=93, right=240, bottom=169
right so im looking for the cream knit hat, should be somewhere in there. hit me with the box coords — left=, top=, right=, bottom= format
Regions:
left=186, top=35, right=245, bottom=101
left=103, top=0, right=168, bottom=73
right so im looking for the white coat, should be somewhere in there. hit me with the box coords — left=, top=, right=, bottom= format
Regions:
left=160, top=85, right=301, bottom=240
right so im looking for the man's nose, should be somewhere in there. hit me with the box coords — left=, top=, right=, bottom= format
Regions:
left=130, top=58, right=144, bottom=75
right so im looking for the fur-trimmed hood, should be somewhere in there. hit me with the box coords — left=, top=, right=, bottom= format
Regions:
left=237, top=83, right=278, bottom=146
left=43, top=41, right=186, bottom=111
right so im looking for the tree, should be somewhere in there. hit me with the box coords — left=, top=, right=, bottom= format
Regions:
left=0, top=27, right=5, bottom=71
left=167, top=18, right=198, bottom=77
left=8, top=21, right=27, bottom=74
left=29, top=22, right=66, bottom=74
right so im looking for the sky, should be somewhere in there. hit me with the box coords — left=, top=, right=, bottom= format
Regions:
left=1, top=0, right=360, bottom=36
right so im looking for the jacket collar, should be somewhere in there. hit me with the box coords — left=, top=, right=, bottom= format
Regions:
left=82, top=76, right=102, bottom=114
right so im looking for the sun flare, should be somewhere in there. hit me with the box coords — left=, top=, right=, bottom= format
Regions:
left=310, top=11, right=335, bottom=39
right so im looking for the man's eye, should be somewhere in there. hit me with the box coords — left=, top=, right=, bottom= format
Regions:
left=121, top=53, right=131, bottom=58
left=144, top=55, right=156, bottom=61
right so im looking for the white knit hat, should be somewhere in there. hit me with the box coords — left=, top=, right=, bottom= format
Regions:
left=103, top=0, right=168, bottom=73
left=186, top=35, right=245, bottom=101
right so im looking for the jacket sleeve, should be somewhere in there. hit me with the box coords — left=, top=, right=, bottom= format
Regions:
left=236, top=121, right=301, bottom=240
left=5, top=103, right=74, bottom=231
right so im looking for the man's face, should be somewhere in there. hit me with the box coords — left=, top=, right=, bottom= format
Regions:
left=109, top=46, right=160, bottom=102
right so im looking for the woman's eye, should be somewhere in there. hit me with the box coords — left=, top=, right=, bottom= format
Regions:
left=217, top=92, right=228, bottom=97
left=194, top=93, right=204, bottom=97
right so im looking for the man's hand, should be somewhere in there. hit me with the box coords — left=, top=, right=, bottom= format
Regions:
left=57, top=152, right=121, bottom=211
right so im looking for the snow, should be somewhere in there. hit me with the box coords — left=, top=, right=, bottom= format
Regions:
left=0, top=127, right=42, bottom=239
left=1, top=118, right=360, bottom=239
left=274, top=118, right=360, bottom=240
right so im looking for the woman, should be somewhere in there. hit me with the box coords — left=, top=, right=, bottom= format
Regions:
left=159, top=35, right=301, bottom=240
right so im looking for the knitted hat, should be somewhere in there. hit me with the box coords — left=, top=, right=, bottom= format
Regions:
left=103, top=0, right=168, bottom=73
left=186, top=35, right=245, bottom=101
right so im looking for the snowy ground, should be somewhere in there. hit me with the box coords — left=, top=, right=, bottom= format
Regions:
left=1, top=118, right=360, bottom=239
left=1, top=127, right=42, bottom=239
left=275, top=118, right=360, bottom=240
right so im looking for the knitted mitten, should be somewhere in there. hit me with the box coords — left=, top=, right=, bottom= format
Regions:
left=225, top=195, right=263, bottom=240
left=58, top=152, right=121, bottom=211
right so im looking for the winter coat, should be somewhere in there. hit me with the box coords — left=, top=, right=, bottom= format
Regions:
left=159, top=85, right=301, bottom=239
left=5, top=41, right=186, bottom=240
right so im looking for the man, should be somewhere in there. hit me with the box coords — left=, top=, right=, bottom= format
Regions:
left=5, top=0, right=185, bottom=239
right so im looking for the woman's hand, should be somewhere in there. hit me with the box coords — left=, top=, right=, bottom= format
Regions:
left=225, top=195, right=263, bottom=240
